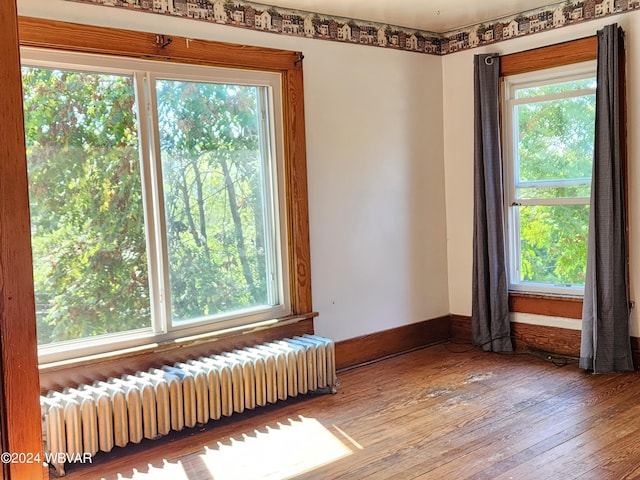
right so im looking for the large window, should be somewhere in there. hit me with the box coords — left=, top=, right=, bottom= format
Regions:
left=22, top=49, right=289, bottom=361
left=503, top=62, right=596, bottom=296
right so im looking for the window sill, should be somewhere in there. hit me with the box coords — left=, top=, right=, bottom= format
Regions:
left=39, top=312, right=318, bottom=394
left=509, top=291, right=583, bottom=319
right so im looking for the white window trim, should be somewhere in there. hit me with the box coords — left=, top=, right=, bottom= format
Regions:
left=502, top=61, right=596, bottom=297
left=21, top=47, right=291, bottom=363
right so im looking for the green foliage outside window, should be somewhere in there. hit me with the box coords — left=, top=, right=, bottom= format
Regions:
left=513, top=79, right=595, bottom=287
left=156, top=80, right=271, bottom=322
left=23, top=68, right=150, bottom=344
left=23, top=66, right=274, bottom=345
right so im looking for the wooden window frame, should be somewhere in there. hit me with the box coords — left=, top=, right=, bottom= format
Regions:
left=16, top=17, right=315, bottom=392
left=500, top=37, right=598, bottom=319
left=0, top=5, right=45, bottom=480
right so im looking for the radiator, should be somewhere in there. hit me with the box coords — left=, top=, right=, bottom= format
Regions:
left=40, top=335, right=336, bottom=477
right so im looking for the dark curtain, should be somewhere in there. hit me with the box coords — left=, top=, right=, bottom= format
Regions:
left=472, top=54, right=513, bottom=352
left=580, top=24, right=633, bottom=373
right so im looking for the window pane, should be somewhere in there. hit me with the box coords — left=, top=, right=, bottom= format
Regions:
left=517, top=205, right=589, bottom=286
left=515, top=78, right=596, bottom=99
left=22, top=67, right=151, bottom=345
left=516, top=93, right=595, bottom=186
left=156, top=80, right=275, bottom=323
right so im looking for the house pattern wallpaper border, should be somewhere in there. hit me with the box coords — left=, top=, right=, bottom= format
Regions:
left=64, top=0, right=639, bottom=55
left=441, top=0, right=637, bottom=54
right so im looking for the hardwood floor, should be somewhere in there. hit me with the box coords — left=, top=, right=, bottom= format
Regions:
left=60, top=343, right=640, bottom=480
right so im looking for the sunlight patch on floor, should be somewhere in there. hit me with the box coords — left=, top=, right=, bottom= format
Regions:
left=201, top=415, right=353, bottom=479
left=117, top=459, right=190, bottom=479
left=110, top=416, right=354, bottom=480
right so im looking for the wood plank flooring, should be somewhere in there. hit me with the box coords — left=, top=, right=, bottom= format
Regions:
left=60, top=343, right=640, bottom=480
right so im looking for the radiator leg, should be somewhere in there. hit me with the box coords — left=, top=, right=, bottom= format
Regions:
left=51, top=461, right=65, bottom=477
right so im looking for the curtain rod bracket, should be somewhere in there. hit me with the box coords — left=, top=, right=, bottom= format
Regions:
left=485, top=55, right=498, bottom=66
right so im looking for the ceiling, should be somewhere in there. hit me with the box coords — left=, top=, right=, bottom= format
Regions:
left=263, top=0, right=561, bottom=32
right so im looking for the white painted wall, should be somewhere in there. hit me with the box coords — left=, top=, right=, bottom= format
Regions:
left=17, top=0, right=450, bottom=342
left=304, top=40, right=448, bottom=341
left=443, top=11, right=640, bottom=336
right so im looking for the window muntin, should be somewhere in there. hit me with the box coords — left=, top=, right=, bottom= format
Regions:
left=21, top=48, right=289, bottom=362
left=503, top=62, right=596, bottom=295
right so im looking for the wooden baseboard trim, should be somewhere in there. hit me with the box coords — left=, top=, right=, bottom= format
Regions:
left=510, top=321, right=581, bottom=358
left=451, top=314, right=472, bottom=344
left=631, top=337, right=640, bottom=368
left=451, top=315, right=580, bottom=357
left=335, top=316, right=451, bottom=371
left=451, top=314, right=640, bottom=368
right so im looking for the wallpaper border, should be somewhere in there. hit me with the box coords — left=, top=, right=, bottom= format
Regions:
left=62, top=0, right=640, bottom=55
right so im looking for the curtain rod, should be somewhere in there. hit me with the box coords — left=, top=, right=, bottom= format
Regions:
left=482, top=32, right=599, bottom=66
